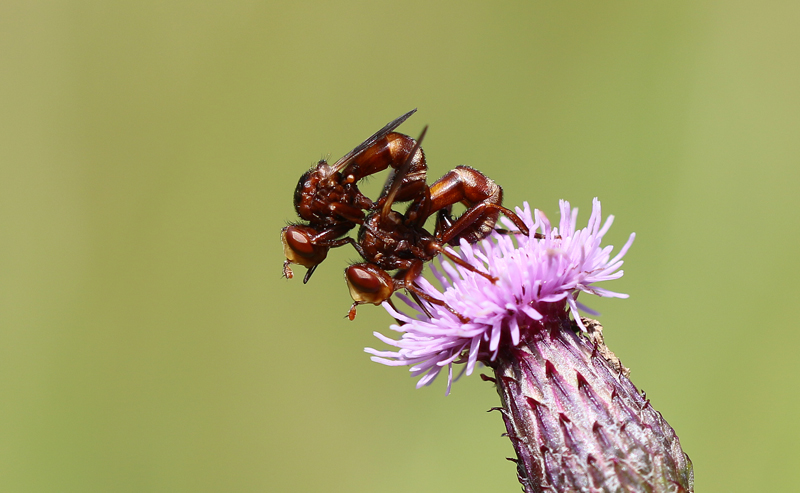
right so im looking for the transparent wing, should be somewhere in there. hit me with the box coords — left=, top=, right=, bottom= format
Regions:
left=380, top=125, right=428, bottom=217
left=331, top=109, right=417, bottom=172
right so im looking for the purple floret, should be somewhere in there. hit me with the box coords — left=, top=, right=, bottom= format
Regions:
left=366, top=198, right=635, bottom=394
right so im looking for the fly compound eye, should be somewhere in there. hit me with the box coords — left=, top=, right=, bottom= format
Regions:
left=284, top=226, right=315, bottom=257
left=281, top=225, right=329, bottom=267
left=345, top=264, right=393, bottom=304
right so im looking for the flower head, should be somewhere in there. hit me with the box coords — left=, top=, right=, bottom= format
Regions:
left=366, top=198, right=635, bottom=393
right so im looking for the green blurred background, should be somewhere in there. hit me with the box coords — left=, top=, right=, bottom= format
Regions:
left=2, top=1, right=798, bottom=491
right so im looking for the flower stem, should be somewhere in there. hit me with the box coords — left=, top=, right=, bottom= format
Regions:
left=490, top=317, right=694, bottom=493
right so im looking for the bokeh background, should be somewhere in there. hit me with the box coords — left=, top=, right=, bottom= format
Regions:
left=2, top=1, right=798, bottom=491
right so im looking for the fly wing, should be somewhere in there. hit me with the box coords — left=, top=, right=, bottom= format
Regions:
left=331, top=109, right=417, bottom=172
left=380, top=125, right=428, bottom=217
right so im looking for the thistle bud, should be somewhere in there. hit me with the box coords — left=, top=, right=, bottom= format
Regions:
left=367, top=199, right=692, bottom=491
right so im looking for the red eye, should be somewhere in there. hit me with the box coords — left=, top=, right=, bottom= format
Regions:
left=345, top=264, right=393, bottom=305
left=346, top=265, right=383, bottom=293
left=286, top=227, right=315, bottom=257
left=281, top=225, right=329, bottom=271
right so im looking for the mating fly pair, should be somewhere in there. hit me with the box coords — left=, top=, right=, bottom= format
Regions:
left=281, top=109, right=530, bottom=321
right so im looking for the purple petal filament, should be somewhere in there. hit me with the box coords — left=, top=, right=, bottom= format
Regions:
left=366, top=198, right=635, bottom=394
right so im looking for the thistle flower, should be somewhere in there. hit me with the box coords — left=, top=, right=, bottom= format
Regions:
left=366, top=199, right=693, bottom=493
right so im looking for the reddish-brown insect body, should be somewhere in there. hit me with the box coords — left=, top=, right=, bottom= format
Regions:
left=344, top=127, right=532, bottom=321
left=282, top=109, right=428, bottom=283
